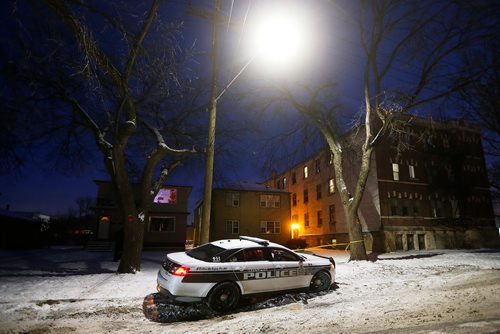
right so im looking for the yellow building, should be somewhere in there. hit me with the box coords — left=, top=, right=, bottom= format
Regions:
left=194, top=183, right=291, bottom=245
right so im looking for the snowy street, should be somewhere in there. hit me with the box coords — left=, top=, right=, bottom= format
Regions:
left=1, top=247, right=499, bottom=333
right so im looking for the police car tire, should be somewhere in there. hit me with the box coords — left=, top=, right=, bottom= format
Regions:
left=207, top=282, right=240, bottom=312
left=310, top=271, right=331, bottom=292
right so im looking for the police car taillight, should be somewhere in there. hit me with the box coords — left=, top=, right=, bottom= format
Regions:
left=172, top=265, right=190, bottom=276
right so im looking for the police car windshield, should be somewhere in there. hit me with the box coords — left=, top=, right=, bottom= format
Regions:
left=187, top=244, right=229, bottom=262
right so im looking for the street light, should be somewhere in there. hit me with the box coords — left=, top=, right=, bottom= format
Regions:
left=199, top=1, right=312, bottom=245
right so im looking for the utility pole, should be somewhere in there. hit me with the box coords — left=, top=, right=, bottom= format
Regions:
left=199, top=0, right=221, bottom=244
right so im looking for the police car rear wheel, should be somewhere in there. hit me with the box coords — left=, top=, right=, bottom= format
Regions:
left=207, top=282, right=240, bottom=312
left=310, top=271, right=331, bottom=292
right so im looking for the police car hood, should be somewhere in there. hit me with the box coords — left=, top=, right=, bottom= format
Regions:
left=298, top=252, right=332, bottom=264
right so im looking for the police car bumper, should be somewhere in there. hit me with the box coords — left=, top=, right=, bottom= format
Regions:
left=156, top=269, right=213, bottom=303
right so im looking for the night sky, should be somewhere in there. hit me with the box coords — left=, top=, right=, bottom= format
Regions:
left=0, top=0, right=496, bottom=217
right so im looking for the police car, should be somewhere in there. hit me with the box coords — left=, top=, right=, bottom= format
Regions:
left=156, top=236, right=335, bottom=311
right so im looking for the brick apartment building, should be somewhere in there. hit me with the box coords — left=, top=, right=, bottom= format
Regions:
left=93, top=180, right=191, bottom=249
left=193, top=183, right=291, bottom=245
left=267, top=117, right=499, bottom=252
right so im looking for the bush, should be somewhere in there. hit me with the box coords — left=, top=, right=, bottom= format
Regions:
left=286, top=239, right=308, bottom=250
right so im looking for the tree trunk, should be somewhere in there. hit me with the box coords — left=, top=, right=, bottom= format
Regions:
left=346, top=209, right=367, bottom=261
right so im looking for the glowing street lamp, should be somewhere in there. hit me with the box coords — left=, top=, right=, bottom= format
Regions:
left=199, top=1, right=312, bottom=245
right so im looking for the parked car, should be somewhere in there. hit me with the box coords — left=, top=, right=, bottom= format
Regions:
left=156, top=236, right=336, bottom=311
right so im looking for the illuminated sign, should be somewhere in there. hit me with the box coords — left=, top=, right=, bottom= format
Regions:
left=154, top=188, right=177, bottom=204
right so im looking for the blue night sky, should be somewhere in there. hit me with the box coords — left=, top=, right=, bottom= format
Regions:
left=1, top=0, right=494, bottom=217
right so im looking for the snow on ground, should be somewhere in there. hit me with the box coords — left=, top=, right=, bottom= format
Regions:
left=0, top=247, right=499, bottom=333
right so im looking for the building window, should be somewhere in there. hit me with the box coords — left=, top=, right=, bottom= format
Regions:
left=328, top=153, right=334, bottom=165
left=261, top=221, right=280, bottom=234
left=317, top=210, right=323, bottom=227
left=431, top=199, right=443, bottom=217
left=260, top=194, right=280, bottom=208
left=328, top=178, right=335, bottom=194
left=315, top=159, right=321, bottom=173
left=226, top=220, right=239, bottom=234
left=418, top=234, right=426, bottom=250
left=409, top=165, right=416, bottom=179
left=392, top=163, right=399, bottom=181
left=316, top=184, right=322, bottom=200
left=304, top=213, right=309, bottom=227
left=413, top=200, right=421, bottom=216
left=282, top=177, right=287, bottom=189
left=149, top=216, right=175, bottom=232
left=402, top=199, right=409, bottom=216
left=303, top=166, right=309, bottom=179
left=292, top=172, right=296, bottom=184
left=390, top=198, right=400, bottom=216
left=292, top=214, right=298, bottom=223
left=395, top=235, right=403, bottom=250
left=292, top=193, right=297, bottom=206
left=407, top=234, right=414, bottom=250
left=225, top=192, right=240, bottom=207
left=153, top=188, right=177, bottom=204
left=303, top=189, right=309, bottom=204
left=329, top=204, right=336, bottom=223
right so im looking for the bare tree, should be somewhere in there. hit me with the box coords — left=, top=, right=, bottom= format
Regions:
left=2, top=1, right=203, bottom=272
left=249, top=0, right=498, bottom=260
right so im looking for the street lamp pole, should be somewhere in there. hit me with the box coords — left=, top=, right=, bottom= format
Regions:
left=199, top=0, right=220, bottom=245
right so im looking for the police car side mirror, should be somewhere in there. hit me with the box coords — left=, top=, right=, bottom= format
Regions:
left=299, top=255, right=306, bottom=263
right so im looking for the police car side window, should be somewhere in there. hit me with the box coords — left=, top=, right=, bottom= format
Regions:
left=243, top=248, right=267, bottom=261
left=225, top=250, right=245, bottom=262
left=270, top=248, right=301, bottom=261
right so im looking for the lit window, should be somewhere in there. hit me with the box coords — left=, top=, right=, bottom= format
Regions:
left=409, top=165, right=415, bottom=179
left=392, top=163, right=399, bottom=180
left=282, top=177, right=287, bottom=189
left=260, top=221, right=280, bottom=234
left=226, top=220, right=239, bottom=234
left=149, top=216, right=175, bottom=232
left=304, top=166, right=309, bottom=179
left=328, top=178, right=335, bottom=194
left=260, top=194, right=280, bottom=208
left=153, top=188, right=177, bottom=204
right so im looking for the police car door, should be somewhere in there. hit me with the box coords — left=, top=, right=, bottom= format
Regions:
left=231, top=247, right=278, bottom=294
left=269, top=248, right=310, bottom=290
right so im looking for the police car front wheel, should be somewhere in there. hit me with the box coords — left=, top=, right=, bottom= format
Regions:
left=310, top=271, right=331, bottom=292
left=207, top=282, right=240, bottom=312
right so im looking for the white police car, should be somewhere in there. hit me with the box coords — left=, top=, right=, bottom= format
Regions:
left=156, top=236, right=336, bottom=311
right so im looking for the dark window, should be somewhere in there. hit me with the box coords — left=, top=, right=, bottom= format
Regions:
left=187, top=244, right=227, bottom=262
left=304, top=189, right=309, bottom=203
left=329, top=205, right=336, bottom=223
left=304, top=213, right=309, bottom=227
left=316, top=184, right=322, bottom=200
left=395, top=235, right=403, bottom=251
left=149, top=217, right=175, bottom=232
left=292, top=193, right=297, bottom=206
left=243, top=248, right=268, bottom=261
left=407, top=234, right=414, bottom=250
left=315, top=159, right=321, bottom=173
left=317, top=210, right=323, bottom=226
left=418, top=234, right=426, bottom=250
left=292, top=172, right=296, bottom=184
